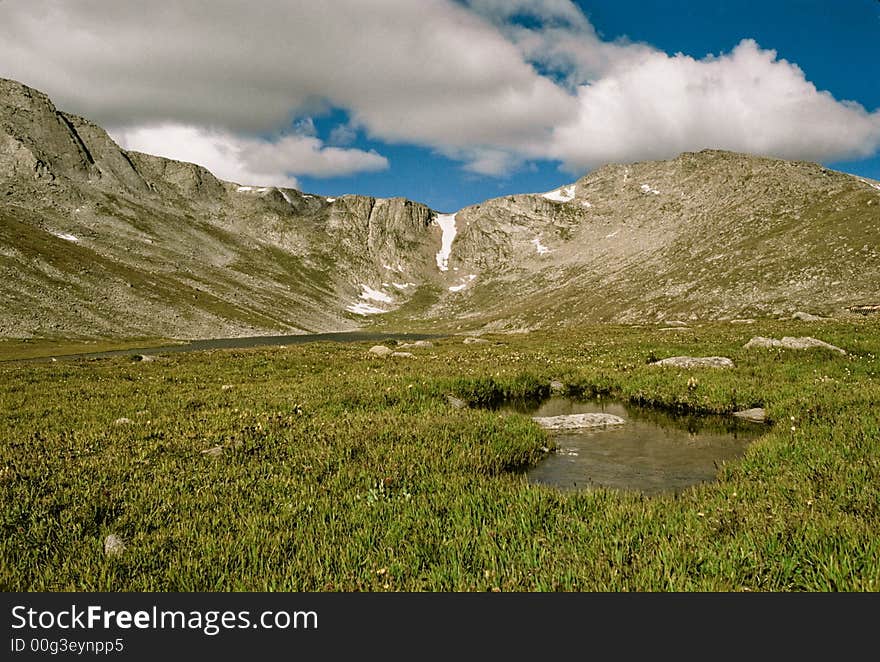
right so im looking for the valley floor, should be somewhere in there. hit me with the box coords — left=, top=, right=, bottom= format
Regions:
left=1, top=318, right=878, bottom=590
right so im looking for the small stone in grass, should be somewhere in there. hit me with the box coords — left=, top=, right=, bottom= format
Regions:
left=104, top=534, right=126, bottom=557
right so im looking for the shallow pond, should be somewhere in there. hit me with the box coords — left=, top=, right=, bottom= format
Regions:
left=506, top=397, right=765, bottom=495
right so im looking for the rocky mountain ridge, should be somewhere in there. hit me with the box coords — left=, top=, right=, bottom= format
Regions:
left=1, top=76, right=878, bottom=339
left=1, top=77, right=440, bottom=337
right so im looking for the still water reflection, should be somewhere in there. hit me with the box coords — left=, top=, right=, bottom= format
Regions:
left=505, top=397, right=765, bottom=495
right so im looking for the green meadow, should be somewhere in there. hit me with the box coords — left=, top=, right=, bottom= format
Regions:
left=1, top=318, right=878, bottom=591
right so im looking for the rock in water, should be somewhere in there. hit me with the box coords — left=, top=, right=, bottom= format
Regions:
left=743, top=336, right=846, bottom=355
left=650, top=356, right=735, bottom=368
left=733, top=407, right=767, bottom=423
left=532, top=413, right=626, bottom=430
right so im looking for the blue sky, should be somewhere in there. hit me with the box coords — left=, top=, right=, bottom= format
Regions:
left=2, top=0, right=878, bottom=212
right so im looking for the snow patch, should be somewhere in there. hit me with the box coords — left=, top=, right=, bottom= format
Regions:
left=280, top=190, right=295, bottom=204
left=580, top=201, right=592, bottom=208
left=326, top=197, right=337, bottom=203
left=640, top=183, right=660, bottom=195
left=236, top=186, right=254, bottom=192
left=531, top=237, right=551, bottom=255
left=448, top=275, right=477, bottom=293
left=392, top=282, right=415, bottom=290
left=859, top=178, right=880, bottom=191
left=605, top=231, right=618, bottom=239
left=542, top=185, right=575, bottom=202
left=51, top=232, right=79, bottom=242
left=346, top=302, right=386, bottom=315
left=348, top=284, right=394, bottom=315
left=358, top=285, right=393, bottom=304
left=434, top=213, right=457, bottom=271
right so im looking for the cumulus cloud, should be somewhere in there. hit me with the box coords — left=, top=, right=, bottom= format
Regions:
left=0, top=1, right=574, bottom=154
left=112, top=124, right=389, bottom=188
left=0, top=0, right=877, bottom=183
left=328, top=124, right=358, bottom=147
left=548, top=39, right=880, bottom=172
left=466, top=0, right=656, bottom=85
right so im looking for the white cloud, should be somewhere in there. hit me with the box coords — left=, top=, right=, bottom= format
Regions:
left=0, top=1, right=877, bottom=181
left=0, top=1, right=575, bottom=160
left=467, top=0, right=655, bottom=86
left=329, top=124, right=357, bottom=146
left=456, top=148, right=521, bottom=176
left=112, top=124, right=388, bottom=188
left=547, top=39, right=880, bottom=172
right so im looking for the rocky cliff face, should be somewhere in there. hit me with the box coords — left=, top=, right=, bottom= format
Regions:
left=1, top=76, right=878, bottom=339
left=0, top=78, right=439, bottom=338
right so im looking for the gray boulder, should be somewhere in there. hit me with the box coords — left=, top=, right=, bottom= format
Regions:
left=791, top=311, right=826, bottom=322
left=398, top=340, right=434, bottom=349
left=650, top=356, right=735, bottom=368
left=368, top=345, right=394, bottom=357
left=744, top=336, right=845, bottom=354
left=733, top=407, right=767, bottom=423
